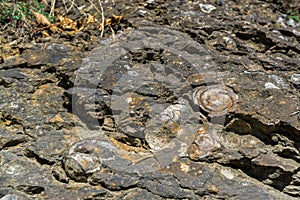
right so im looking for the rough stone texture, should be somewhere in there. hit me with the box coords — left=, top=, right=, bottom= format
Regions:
left=1, top=0, right=300, bottom=199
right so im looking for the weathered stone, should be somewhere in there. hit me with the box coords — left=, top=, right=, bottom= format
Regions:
left=89, top=169, right=140, bottom=190
left=1, top=0, right=300, bottom=198
left=0, top=43, right=74, bottom=70
left=291, top=73, right=300, bottom=87
left=64, top=87, right=111, bottom=129
left=225, top=118, right=252, bottom=135
left=0, top=152, right=51, bottom=195
left=44, top=183, right=109, bottom=200
left=0, top=127, right=30, bottom=150
left=52, top=164, right=69, bottom=183
left=0, top=188, right=32, bottom=200
left=169, top=160, right=296, bottom=199
left=284, top=170, right=300, bottom=196
left=26, top=131, right=67, bottom=164
left=121, top=188, right=163, bottom=200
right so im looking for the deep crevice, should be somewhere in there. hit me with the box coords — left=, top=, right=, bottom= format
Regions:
left=233, top=114, right=300, bottom=152
left=219, top=158, right=294, bottom=192
left=1, top=138, right=29, bottom=150
left=25, top=149, right=55, bottom=165
left=16, top=185, right=44, bottom=195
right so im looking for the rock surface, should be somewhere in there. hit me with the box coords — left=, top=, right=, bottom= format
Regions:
left=1, top=0, right=300, bottom=199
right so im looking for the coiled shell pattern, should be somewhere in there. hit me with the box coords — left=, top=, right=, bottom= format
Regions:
left=69, top=25, right=222, bottom=174
left=188, top=124, right=222, bottom=160
left=193, top=85, right=238, bottom=117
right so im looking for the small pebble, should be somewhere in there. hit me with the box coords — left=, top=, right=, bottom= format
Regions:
left=287, top=18, right=296, bottom=27
left=291, top=74, right=300, bottom=86
left=292, top=30, right=300, bottom=37
left=200, top=4, right=216, bottom=14
left=277, top=16, right=286, bottom=27
left=265, top=82, right=280, bottom=89
left=137, top=10, right=148, bottom=17
left=0, top=194, right=21, bottom=200
left=221, top=168, right=235, bottom=179
left=269, top=75, right=289, bottom=89
left=181, top=11, right=203, bottom=17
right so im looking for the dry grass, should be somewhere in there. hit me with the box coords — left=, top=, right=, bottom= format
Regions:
left=87, top=0, right=105, bottom=37
left=0, top=0, right=110, bottom=38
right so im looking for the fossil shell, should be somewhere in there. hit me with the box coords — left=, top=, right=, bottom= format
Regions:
left=145, top=103, right=191, bottom=151
left=194, top=126, right=216, bottom=149
left=188, top=124, right=221, bottom=160
left=145, top=119, right=180, bottom=151
left=160, top=104, right=184, bottom=122
left=193, top=85, right=238, bottom=117
left=64, top=139, right=118, bottom=181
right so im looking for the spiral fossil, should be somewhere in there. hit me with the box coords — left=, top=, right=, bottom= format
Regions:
left=145, top=104, right=185, bottom=151
left=69, top=26, right=219, bottom=174
left=193, top=85, right=238, bottom=117
left=188, top=124, right=222, bottom=160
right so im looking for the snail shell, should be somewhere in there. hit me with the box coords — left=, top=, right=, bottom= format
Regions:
left=160, top=104, right=184, bottom=122
left=145, top=103, right=188, bottom=151
left=193, top=85, right=238, bottom=117
left=188, top=124, right=221, bottom=160
left=145, top=119, right=180, bottom=151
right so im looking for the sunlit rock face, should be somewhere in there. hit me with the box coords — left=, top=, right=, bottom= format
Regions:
left=63, top=25, right=300, bottom=199
left=1, top=1, right=300, bottom=197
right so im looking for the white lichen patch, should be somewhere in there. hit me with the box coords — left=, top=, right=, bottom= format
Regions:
left=221, top=168, right=235, bottom=179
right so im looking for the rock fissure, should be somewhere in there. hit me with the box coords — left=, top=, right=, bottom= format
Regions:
left=1, top=0, right=300, bottom=199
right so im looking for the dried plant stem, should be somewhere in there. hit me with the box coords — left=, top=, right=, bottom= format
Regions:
left=98, top=0, right=105, bottom=37
left=109, top=25, right=116, bottom=41
left=88, top=0, right=105, bottom=37
left=62, top=0, right=75, bottom=14
left=50, top=0, right=55, bottom=16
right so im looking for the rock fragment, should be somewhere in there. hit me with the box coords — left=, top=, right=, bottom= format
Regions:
left=200, top=4, right=216, bottom=14
left=291, top=74, right=300, bottom=87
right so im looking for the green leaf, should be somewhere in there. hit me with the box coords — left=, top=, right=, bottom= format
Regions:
left=289, top=15, right=300, bottom=22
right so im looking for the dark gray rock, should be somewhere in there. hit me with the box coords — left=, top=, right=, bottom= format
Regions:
left=0, top=152, right=50, bottom=195
left=121, top=188, right=163, bottom=200
left=1, top=1, right=300, bottom=198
